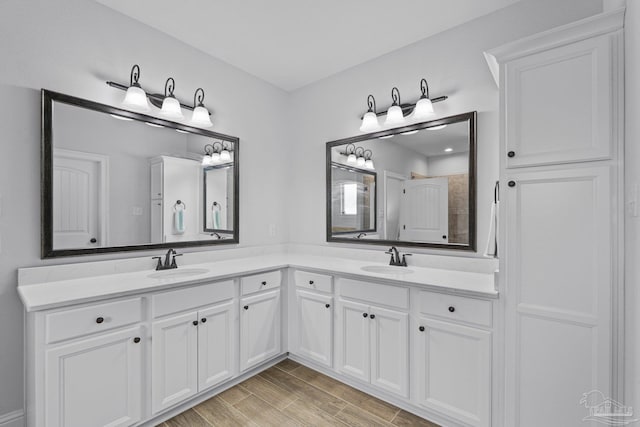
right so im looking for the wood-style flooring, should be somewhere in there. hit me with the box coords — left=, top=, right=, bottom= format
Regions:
left=162, top=359, right=440, bottom=427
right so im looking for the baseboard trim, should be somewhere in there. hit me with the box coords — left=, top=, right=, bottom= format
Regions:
left=0, top=410, right=24, bottom=427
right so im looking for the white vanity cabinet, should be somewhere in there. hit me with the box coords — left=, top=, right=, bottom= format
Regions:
left=413, top=291, right=492, bottom=427
left=151, top=280, right=236, bottom=413
left=335, top=279, right=410, bottom=398
left=239, top=271, right=282, bottom=371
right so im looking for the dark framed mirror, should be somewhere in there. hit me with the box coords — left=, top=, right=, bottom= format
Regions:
left=42, top=89, right=240, bottom=258
left=326, top=111, right=476, bottom=251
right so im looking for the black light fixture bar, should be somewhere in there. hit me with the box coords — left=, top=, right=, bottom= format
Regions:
left=360, top=95, right=448, bottom=119
left=106, top=80, right=199, bottom=112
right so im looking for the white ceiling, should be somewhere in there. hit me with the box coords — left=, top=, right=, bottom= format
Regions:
left=96, top=0, right=520, bottom=91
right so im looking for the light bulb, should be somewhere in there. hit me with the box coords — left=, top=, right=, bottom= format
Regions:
left=347, top=154, right=357, bottom=164
left=360, top=111, right=381, bottom=132
left=190, top=106, right=213, bottom=128
left=122, top=85, right=149, bottom=111
left=160, top=96, right=184, bottom=120
left=410, top=97, right=434, bottom=120
left=384, top=104, right=405, bottom=126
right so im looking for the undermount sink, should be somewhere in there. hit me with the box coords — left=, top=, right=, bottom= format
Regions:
left=360, top=265, right=414, bottom=275
left=147, top=268, right=210, bottom=279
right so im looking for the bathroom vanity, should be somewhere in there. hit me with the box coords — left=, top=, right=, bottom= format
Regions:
left=18, top=252, right=497, bottom=427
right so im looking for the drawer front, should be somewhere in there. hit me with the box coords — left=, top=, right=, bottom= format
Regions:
left=419, top=291, right=492, bottom=328
left=241, top=270, right=282, bottom=296
left=153, top=280, right=234, bottom=318
left=339, top=278, right=409, bottom=310
left=46, top=298, right=142, bottom=344
left=295, top=270, right=333, bottom=293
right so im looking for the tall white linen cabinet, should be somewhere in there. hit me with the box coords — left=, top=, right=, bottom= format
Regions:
left=487, top=9, right=625, bottom=427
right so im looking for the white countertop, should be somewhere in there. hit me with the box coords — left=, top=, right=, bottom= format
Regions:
left=18, top=253, right=498, bottom=312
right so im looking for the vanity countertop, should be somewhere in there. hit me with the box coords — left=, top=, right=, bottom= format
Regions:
left=18, top=253, right=498, bottom=312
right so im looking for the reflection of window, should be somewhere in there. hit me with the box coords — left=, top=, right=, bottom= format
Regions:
left=342, top=183, right=357, bottom=215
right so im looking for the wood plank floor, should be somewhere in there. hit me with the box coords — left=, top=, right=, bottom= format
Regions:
left=162, top=359, right=440, bottom=427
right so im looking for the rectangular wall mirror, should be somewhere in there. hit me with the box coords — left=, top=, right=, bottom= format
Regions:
left=326, top=111, right=476, bottom=251
left=42, top=89, right=239, bottom=258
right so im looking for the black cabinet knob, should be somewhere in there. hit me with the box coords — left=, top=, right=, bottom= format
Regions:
left=369, top=314, right=376, bottom=320
left=201, top=318, right=207, bottom=323
left=507, top=151, right=515, bottom=158
left=448, top=306, right=456, bottom=313
left=325, top=304, right=331, bottom=308
left=133, top=337, right=141, bottom=343
left=96, top=317, right=104, bottom=324
left=442, top=235, right=447, bottom=239
left=309, top=280, right=314, bottom=285
left=90, top=238, right=97, bottom=243
left=261, top=281, right=267, bottom=286
left=419, top=326, right=425, bottom=332
left=244, top=305, right=249, bottom=310
left=508, top=181, right=516, bottom=187
left=363, top=313, right=368, bottom=318
left=193, top=320, right=198, bottom=326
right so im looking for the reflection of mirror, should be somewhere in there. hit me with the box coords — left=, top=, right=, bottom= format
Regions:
left=326, top=111, right=476, bottom=251
left=330, top=164, right=376, bottom=235
left=203, top=165, right=235, bottom=234
left=42, top=90, right=239, bottom=258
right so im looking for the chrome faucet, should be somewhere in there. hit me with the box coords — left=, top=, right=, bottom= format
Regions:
left=385, top=246, right=411, bottom=267
left=152, top=249, right=182, bottom=270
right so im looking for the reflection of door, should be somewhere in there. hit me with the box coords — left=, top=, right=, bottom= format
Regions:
left=53, top=149, right=108, bottom=249
left=399, top=177, right=448, bottom=242
left=384, top=172, right=406, bottom=240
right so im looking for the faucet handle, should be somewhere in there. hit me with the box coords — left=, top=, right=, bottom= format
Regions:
left=152, top=256, right=163, bottom=270
left=401, top=253, right=412, bottom=267
left=171, top=253, right=183, bottom=268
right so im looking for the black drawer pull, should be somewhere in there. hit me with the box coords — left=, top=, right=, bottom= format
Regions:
left=133, top=337, right=141, bottom=343
left=419, top=326, right=425, bottom=332
left=244, top=305, right=249, bottom=310
left=508, top=181, right=516, bottom=187
left=325, top=304, right=331, bottom=308
left=193, top=320, right=199, bottom=326
left=362, top=313, right=368, bottom=318
left=448, top=306, right=456, bottom=313
left=369, top=314, right=376, bottom=320
left=96, top=317, right=104, bottom=324
left=309, top=280, right=314, bottom=285
left=507, top=151, right=515, bottom=158
left=201, top=318, right=207, bottom=323
left=261, top=281, right=267, bottom=286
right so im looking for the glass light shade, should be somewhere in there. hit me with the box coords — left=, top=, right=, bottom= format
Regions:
left=359, top=111, right=381, bottom=132
left=220, top=149, right=231, bottom=162
left=160, top=96, right=184, bottom=120
left=211, top=152, right=221, bottom=162
left=384, top=105, right=405, bottom=126
left=365, top=159, right=374, bottom=169
left=356, top=156, right=365, bottom=167
left=190, top=105, right=213, bottom=128
left=202, top=155, right=213, bottom=166
left=410, top=97, right=434, bottom=120
left=347, top=153, right=357, bottom=164
left=122, top=85, right=150, bottom=111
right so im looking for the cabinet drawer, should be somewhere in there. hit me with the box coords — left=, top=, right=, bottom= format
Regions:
left=339, top=279, right=409, bottom=310
left=295, top=270, right=333, bottom=293
left=46, top=298, right=142, bottom=344
left=241, top=270, right=281, bottom=296
left=419, top=291, right=492, bottom=328
left=153, top=280, right=234, bottom=318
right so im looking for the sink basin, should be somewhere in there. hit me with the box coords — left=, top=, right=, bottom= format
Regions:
left=360, top=265, right=414, bottom=275
left=147, top=268, right=210, bottom=279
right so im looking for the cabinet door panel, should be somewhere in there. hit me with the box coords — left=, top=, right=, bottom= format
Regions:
left=152, top=311, right=198, bottom=413
left=45, top=326, right=143, bottom=427
left=370, top=306, right=408, bottom=397
left=198, top=300, right=236, bottom=391
left=336, top=299, right=370, bottom=382
left=240, top=290, right=281, bottom=371
left=296, top=290, right=333, bottom=367
left=416, top=317, right=491, bottom=427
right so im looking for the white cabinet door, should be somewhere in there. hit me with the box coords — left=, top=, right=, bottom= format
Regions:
left=296, top=290, right=333, bottom=367
left=45, top=326, right=143, bottom=427
left=415, top=317, right=491, bottom=427
left=150, top=199, right=163, bottom=243
left=240, top=290, right=281, bottom=371
left=336, top=299, right=370, bottom=383
left=504, top=166, right=612, bottom=427
left=504, top=35, right=613, bottom=167
left=370, top=306, right=409, bottom=397
left=150, top=161, right=163, bottom=199
left=197, top=300, right=236, bottom=391
left=152, top=311, right=199, bottom=413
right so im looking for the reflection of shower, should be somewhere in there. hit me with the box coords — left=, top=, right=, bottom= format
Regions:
left=211, top=201, right=222, bottom=229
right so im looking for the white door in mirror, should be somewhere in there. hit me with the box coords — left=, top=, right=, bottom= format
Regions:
left=400, top=177, right=448, bottom=242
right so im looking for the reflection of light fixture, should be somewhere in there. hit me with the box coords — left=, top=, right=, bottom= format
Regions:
left=444, top=147, right=453, bottom=152
left=384, top=87, right=405, bottom=127
left=159, top=77, right=184, bottom=120
left=360, top=95, right=381, bottom=132
left=410, top=78, right=434, bottom=120
left=342, top=144, right=358, bottom=164
left=145, top=122, right=163, bottom=128
left=110, top=114, right=133, bottom=121
left=355, top=147, right=366, bottom=166
left=400, top=130, right=419, bottom=136
left=220, top=142, right=232, bottom=162
left=364, top=149, right=374, bottom=169
left=175, top=129, right=188, bottom=134
left=202, top=141, right=233, bottom=166
left=428, top=124, right=447, bottom=130
left=379, top=135, right=394, bottom=139
left=121, top=64, right=150, bottom=111
left=190, top=88, right=213, bottom=128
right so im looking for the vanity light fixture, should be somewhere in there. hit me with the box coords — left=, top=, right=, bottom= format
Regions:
left=344, top=144, right=358, bottom=164
left=355, top=147, right=366, bottom=167
left=159, top=78, right=184, bottom=120
left=202, top=141, right=233, bottom=166
left=359, top=95, right=381, bottom=132
left=384, top=87, right=406, bottom=127
left=410, top=78, right=434, bottom=120
left=339, top=144, right=374, bottom=169
left=364, top=149, right=374, bottom=169
left=121, top=64, right=150, bottom=112
left=220, top=141, right=232, bottom=162
left=190, top=88, right=213, bottom=128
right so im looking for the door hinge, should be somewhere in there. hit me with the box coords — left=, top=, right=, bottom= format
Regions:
left=403, top=225, right=406, bottom=230
left=403, top=189, right=406, bottom=194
